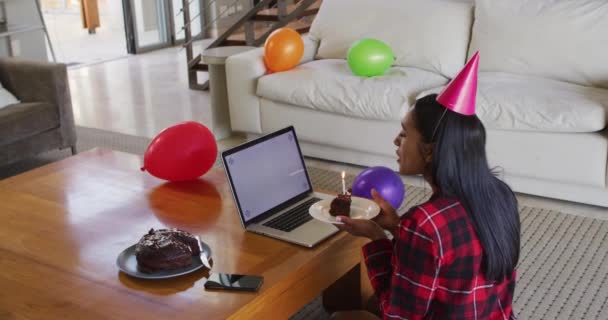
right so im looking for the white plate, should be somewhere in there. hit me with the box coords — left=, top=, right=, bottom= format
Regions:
left=309, top=196, right=380, bottom=224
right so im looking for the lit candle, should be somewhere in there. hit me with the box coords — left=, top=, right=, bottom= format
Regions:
left=341, top=171, right=346, bottom=194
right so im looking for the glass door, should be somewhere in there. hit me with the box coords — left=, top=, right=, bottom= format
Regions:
left=124, top=0, right=171, bottom=53
left=123, top=0, right=204, bottom=54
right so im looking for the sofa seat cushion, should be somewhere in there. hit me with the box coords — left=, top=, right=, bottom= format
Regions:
left=0, top=102, right=59, bottom=145
left=257, top=59, right=448, bottom=121
left=419, top=73, right=608, bottom=133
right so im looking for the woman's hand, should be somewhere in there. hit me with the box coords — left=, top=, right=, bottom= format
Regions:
left=370, top=189, right=400, bottom=236
left=335, top=216, right=387, bottom=241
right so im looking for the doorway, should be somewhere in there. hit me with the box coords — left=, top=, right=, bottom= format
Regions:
left=41, top=0, right=205, bottom=65
left=41, top=0, right=128, bottom=66
left=123, top=0, right=203, bottom=54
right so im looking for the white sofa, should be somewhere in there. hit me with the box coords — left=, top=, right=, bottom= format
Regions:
left=226, top=0, right=608, bottom=207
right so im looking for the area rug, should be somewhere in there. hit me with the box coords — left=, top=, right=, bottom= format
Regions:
left=1, top=126, right=607, bottom=320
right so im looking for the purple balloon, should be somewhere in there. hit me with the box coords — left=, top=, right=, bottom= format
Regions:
left=352, top=166, right=405, bottom=209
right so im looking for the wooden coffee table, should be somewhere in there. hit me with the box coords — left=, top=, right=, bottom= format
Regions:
left=0, top=149, right=370, bottom=319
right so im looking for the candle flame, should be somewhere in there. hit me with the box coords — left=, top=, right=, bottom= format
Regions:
left=341, top=171, right=345, bottom=179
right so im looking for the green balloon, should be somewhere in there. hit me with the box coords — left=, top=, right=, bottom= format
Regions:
left=347, top=39, right=395, bottom=77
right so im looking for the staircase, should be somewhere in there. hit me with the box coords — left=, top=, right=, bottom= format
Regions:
left=181, top=0, right=321, bottom=90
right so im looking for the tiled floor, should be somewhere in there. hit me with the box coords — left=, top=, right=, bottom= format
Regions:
left=69, top=46, right=608, bottom=220
left=69, top=44, right=211, bottom=139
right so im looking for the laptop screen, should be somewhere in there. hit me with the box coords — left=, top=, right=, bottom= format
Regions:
left=223, top=127, right=312, bottom=224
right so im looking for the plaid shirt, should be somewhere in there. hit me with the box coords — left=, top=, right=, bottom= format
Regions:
left=363, top=194, right=517, bottom=319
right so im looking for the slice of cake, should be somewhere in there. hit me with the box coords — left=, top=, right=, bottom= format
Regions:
left=135, top=228, right=201, bottom=273
left=329, top=192, right=352, bottom=217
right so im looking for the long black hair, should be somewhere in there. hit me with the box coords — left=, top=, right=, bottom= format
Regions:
left=413, top=94, right=520, bottom=281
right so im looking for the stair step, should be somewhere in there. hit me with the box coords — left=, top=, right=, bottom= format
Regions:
left=225, top=20, right=311, bottom=45
left=191, top=63, right=209, bottom=72
left=221, top=39, right=251, bottom=46
left=253, top=0, right=321, bottom=21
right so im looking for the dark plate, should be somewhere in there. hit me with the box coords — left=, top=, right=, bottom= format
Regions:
left=116, top=240, right=212, bottom=279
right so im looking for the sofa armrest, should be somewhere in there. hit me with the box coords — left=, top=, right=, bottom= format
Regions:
left=226, top=47, right=266, bottom=134
left=225, top=35, right=319, bottom=134
left=0, top=58, right=76, bottom=145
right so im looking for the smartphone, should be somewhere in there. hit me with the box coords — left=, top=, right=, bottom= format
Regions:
left=204, top=273, right=264, bottom=292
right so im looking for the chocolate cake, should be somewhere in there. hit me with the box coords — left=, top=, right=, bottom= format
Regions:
left=329, top=192, right=352, bottom=217
left=135, top=228, right=201, bottom=273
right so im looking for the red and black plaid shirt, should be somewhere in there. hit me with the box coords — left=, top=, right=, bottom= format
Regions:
left=363, top=194, right=517, bottom=319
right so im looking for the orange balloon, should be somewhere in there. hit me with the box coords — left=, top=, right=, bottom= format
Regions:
left=263, top=28, right=304, bottom=72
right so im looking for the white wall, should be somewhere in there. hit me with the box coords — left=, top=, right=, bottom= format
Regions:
left=0, top=0, right=49, bottom=61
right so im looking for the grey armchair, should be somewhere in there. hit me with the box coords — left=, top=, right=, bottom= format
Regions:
left=0, top=58, right=76, bottom=166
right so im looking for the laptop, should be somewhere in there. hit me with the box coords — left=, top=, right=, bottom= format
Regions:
left=222, top=126, right=338, bottom=247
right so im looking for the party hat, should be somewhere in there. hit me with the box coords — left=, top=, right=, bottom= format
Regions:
left=436, top=52, right=479, bottom=116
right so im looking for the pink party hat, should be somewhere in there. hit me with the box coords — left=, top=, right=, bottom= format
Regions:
left=436, top=52, right=479, bottom=116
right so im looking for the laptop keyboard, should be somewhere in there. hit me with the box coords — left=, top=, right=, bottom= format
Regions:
left=263, top=197, right=321, bottom=232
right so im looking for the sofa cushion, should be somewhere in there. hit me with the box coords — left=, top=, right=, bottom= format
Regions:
left=257, top=59, right=448, bottom=121
left=0, top=102, right=59, bottom=145
left=418, top=73, right=608, bottom=133
left=469, top=0, right=608, bottom=89
left=309, top=0, right=474, bottom=78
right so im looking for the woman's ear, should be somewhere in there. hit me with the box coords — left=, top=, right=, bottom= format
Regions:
left=423, top=143, right=434, bottom=164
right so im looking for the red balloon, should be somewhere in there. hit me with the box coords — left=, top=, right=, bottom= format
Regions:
left=142, top=122, right=217, bottom=181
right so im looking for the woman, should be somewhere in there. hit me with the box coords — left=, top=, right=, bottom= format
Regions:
left=333, top=88, right=520, bottom=318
